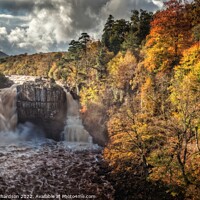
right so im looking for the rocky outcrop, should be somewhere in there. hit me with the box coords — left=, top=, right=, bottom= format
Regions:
left=0, top=73, right=13, bottom=89
left=81, top=103, right=108, bottom=146
left=17, top=80, right=67, bottom=140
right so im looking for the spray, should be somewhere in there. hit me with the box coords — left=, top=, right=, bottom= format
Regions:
left=62, top=92, right=92, bottom=143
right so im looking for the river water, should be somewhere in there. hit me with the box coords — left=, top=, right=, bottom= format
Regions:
left=0, top=84, right=114, bottom=199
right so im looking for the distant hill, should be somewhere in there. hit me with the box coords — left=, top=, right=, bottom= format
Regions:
left=0, top=51, right=8, bottom=59
left=0, top=52, right=67, bottom=77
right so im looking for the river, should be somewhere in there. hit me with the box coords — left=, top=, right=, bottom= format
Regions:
left=0, top=77, right=114, bottom=199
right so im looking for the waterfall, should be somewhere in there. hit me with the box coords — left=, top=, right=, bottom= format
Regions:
left=62, top=92, right=92, bottom=143
left=0, top=82, right=93, bottom=145
left=0, top=86, right=18, bottom=132
left=0, top=86, right=46, bottom=145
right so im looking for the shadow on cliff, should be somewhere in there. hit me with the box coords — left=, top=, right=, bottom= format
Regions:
left=81, top=102, right=109, bottom=146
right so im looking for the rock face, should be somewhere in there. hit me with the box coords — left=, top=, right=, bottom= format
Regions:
left=81, top=104, right=108, bottom=146
left=17, top=80, right=67, bottom=140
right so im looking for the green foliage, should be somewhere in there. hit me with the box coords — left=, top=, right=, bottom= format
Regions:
left=128, top=9, right=153, bottom=48
left=102, top=10, right=152, bottom=54
left=102, top=15, right=130, bottom=54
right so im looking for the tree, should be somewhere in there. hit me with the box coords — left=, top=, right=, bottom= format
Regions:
left=187, top=0, right=200, bottom=26
left=192, top=24, right=200, bottom=47
left=95, top=46, right=114, bottom=80
left=102, top=15, right=115, bottom=51
left=78, top=32, right=90, bottom=53
left=144, top=0, right=192, bottom=72
left=131, top=9, right=153, bottom=46
left=110, top=19, right=130, bottom=54
left=107, top=51, right=136, bottom=102
left=68, top=39, right=83, bottom=60
left=147, top=44, right=200, bottom=192
left=102, top=16, right=130, bottom=54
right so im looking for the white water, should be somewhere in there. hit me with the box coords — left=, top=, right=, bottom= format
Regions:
left=6, top=75, right=39, bottom=85
left=0, top=86, right=45, bottom=145
left=0, top=84, right=94, bottom=150
left=62, top=92, right=93, bottom=144
left=0, top=86, right=17, bottom=132
left=0, top=85, right=113, bottom=198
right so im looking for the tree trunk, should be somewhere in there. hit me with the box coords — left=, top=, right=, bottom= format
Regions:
left=177, top=153, right=190, bottom=185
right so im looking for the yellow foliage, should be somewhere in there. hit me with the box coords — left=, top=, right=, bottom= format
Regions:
left=48, top=62, right=57, bottom=78
left=141, top=76, right=156, bottom=115
left=107, top=50, right=136, bottom=89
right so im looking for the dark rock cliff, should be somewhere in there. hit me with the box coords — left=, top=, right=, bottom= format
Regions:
left=16, top=80, right=67, bottom=140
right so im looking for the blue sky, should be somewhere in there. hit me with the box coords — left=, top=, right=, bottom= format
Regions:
left=0, top=0, right=164, bottom=55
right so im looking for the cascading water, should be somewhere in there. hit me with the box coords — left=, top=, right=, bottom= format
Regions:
left=0, top=86, right=18, bottom=132
left=0, top=86, right=45, bottom=145
left=0, top=83, right=113, bottom=199
left=0, top=81, right=93, bottom=146
left=62, top=91, right=92, bottom=144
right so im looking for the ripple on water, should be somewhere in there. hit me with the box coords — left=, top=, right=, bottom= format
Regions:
left=0, top=140, right=114, bottom=200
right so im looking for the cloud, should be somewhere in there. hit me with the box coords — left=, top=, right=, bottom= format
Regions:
left=0, top=27, right=7, bottom=37
left=0, top=0, right=164, bottom=55
left=101, top=0, right=160, bottom=20
left=0, top=0, right=35, bottom=15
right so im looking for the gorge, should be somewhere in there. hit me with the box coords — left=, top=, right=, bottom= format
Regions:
left=0, top=76, right=94, bottom=144
left=0, top=76, right=114, bottom=199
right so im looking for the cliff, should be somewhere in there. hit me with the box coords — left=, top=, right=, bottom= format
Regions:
left=16, top=79, right=67, bottom=140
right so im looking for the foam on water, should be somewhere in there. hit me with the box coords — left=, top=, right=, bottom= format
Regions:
left=62, top=91, right=93, bottom=144
left=0, top=84, right=95, bottom=150
left=0, top=84, right=113, bottom=199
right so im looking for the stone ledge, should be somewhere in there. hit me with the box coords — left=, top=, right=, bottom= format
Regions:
left=16, top=81, right=67, bottom=140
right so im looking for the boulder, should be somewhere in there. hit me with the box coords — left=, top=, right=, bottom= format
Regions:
left=16, top=80, right=67, bottom=140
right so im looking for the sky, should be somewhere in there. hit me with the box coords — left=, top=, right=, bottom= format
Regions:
left=0, top=0, right=165, bottom=55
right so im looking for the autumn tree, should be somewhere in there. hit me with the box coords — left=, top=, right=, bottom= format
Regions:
left=192, top=24, right=200, bottom=47
left=187, top=0, right=200, bottom=26
left=106, top=51, right=136, bottom=102
left=147, top=44, right=200, bottom=194
left=144, top=0, right=192, bottom=72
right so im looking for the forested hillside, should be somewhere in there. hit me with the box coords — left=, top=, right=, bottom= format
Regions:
left=1, top=0, right=200, bottom=199
left=0, top=52, right=66, bottom=76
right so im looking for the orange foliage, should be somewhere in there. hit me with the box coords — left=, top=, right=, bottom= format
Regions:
left=144, top=0, right=193, bottom=72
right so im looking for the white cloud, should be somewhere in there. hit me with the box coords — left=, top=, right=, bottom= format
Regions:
left=0, top=14, right=30, bottom=20
left=152, top=0, right=164, bottom=8
left=101, top=0, right=162, bottom=20
left=0, top=0, right=165, bottom=54
left=2, top=1, right=71, bottom=52
left=0, top=27, right=7, bottom=36
left=8, top=27, right=26, bottom=43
